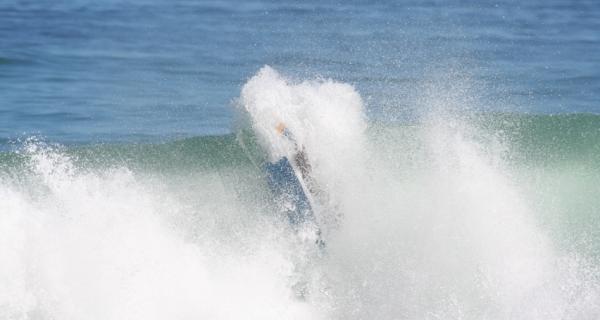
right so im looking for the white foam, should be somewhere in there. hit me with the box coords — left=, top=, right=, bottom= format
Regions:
left=0, top=143, right=320, bottom=320
left=1, top=67, right=599, bottom=319
left=311, top=91, right=600, bottom=319
left=240, top=66, right=368, bottom=231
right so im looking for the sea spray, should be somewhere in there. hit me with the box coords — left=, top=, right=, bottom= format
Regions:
left=0, top=142, right=320, bottom=319
left=239, top=66, right=368, bottom=238
left=0, top=68, right=599, bottom=319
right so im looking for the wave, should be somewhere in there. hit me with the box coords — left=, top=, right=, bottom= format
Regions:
left=1, top=68, right=600, bottom=319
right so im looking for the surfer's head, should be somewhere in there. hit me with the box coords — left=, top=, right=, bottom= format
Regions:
left=276, top=122, right=286, bottom=135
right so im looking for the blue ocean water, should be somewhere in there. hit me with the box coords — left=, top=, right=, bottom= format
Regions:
left=1, top=0, right=599, bottom=146
left=3, top=1, right=600, bottom=318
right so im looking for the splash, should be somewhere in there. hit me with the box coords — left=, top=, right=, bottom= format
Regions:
left=1, top=67, right=599, bottom=319
left=239, top=66, right=367, bottom=234
left=0, top=142, right=320, bottom=320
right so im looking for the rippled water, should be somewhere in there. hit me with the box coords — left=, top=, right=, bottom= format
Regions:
left=1, top=0, right=599, bottom=146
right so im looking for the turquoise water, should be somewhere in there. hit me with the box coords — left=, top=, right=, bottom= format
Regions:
left=1, top=1, right=600, bottom=319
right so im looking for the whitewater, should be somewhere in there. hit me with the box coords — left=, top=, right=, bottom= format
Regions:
left=1, top=67, right=600, bottom=319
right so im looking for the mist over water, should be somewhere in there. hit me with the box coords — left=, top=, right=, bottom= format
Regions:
left=1, top=67, right=599, bottom=319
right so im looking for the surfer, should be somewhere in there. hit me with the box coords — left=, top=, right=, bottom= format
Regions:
left=249, top=121, right=326, bottom=300
left=264, top=122, right=324, bottom=248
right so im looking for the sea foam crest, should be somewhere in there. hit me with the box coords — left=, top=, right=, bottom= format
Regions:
left=0, top=142, right=319, bottom=320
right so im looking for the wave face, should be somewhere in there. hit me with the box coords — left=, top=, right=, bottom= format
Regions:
left=2, top=69, right=600, bottom=319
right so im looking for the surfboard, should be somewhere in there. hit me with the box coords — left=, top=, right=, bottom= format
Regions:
left=236, top=119, right=323, bottom=247
left=264, top=156, right=315, bottom=226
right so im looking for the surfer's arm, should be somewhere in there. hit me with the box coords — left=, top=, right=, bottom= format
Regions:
left=276, top=122, right=312, bottom=178
left=294, top=149, right=311, bottom=181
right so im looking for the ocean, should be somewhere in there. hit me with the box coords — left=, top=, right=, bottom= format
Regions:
left=1, top=0, right=600, bottom=319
